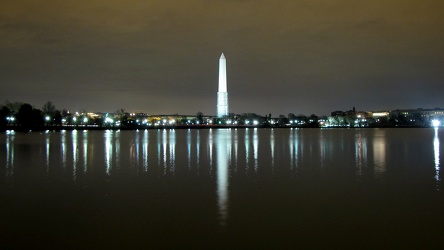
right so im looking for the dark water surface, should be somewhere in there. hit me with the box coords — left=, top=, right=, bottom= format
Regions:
left=1, top=128, right=443, bottom=249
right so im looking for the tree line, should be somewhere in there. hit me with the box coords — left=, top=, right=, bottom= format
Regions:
left=0, top=101, right=62, bottom=129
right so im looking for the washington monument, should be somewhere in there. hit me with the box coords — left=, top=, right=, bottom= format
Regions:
left=217, top=53, right=228, bottom=117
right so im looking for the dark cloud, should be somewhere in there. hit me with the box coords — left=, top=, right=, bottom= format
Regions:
left=1, top=0, right=443, bottom=115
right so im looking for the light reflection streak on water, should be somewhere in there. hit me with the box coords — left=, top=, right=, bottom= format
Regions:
left=162, top=129, right=168, bottom=175
left=142, top=130, right=148, bottom=172
left=434, top=128, right=440, bottom=190
left=61, top=130, right=67, bottom=170
left=45, top=132, right=50, bottom=174
left=196, top=129, right=199, bottom=169
left=72, top=130, right=78, bottom=181
left=319, top=129, right=325, bottom=169
left=83, top=131, right=88, bottom=175
left=115, top=130, right=120, bottom=171
left=6, top=131, right=15, bottom=178
left=169, top=130, right=176, bottom=174
left=270, top=129, right=275, bottom=172
left=88, top=131, right=94, bottom=173
left=105, top=130, right=113, bottom=175
left=135, top=130, right=140, bottom=165
left=157, top=130, right=161, bottom=167
left=297, top=129, right=303, bottom=167
left=216, top=129, right=230, bottom=226
left=233, top=129, right=238, bottom=173
left=355, top=131, right=367, bottom=177
left=289, top=128, right=298, bottom=172
left=373, top=130, right=386, bottom=177
left=245, top=129, right=250, bottom=172
left=253, top=128, right=258, bottom=172
left=205, top=130, right=210, bottom=173
left=130, top=132, right=138, bottom=170
left=130, top=138, right=135, bottom=166
left=228, top=130, right=233, bottom=170
left=187, top=129, right=191, bottom=170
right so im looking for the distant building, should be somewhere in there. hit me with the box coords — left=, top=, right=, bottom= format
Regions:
left=331, top=111, right=346, bottom=117
left=390, top=108, right=444, bottom=126
left=391, top=108, right=444, bottom=118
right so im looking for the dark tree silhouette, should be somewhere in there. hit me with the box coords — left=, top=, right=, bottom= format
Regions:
left=115, top=108, right=128, bottom=126
left=0, top=106, right=11, bottom=128
left=17, top=103, right=43, bottom=129
left=17, top=103, right=34, bottom=128
left=196, top=112, right=203, bottom=124
left=54, top=110, right=62, bottom=125
left=309, top=114, right=319, bottom=127
left=32, top=109, right=44, bottom=127
left=42, top=101, right=56, bottom=114
left=5, top=101, right=23, bottom=116
left=42, top=101, right=56, bottom=125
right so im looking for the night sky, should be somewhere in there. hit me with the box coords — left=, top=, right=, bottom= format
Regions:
left=1, top=0, right=443, bottom=116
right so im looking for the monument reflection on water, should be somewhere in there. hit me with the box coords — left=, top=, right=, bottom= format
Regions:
left=1, top=128, right=443, bottom=248
left=434, top=128, right=441, bottom=187
left=216, top=130, right=230, bottom=225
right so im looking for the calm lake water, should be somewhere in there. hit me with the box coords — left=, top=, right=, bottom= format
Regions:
left=1, top=128, right=443, bottom=249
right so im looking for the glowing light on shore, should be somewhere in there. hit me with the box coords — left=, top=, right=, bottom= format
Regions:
left=432, top=119, right=441, bottom=127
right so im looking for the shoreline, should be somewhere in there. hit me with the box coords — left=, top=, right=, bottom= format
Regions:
left=0, top=124, right=431, bottom=132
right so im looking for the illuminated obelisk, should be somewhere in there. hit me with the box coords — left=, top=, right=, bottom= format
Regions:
left=217, top=53, right=228, bottom=117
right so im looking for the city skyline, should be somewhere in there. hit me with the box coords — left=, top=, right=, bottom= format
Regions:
left=1, top=1, right=443, bottom=116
